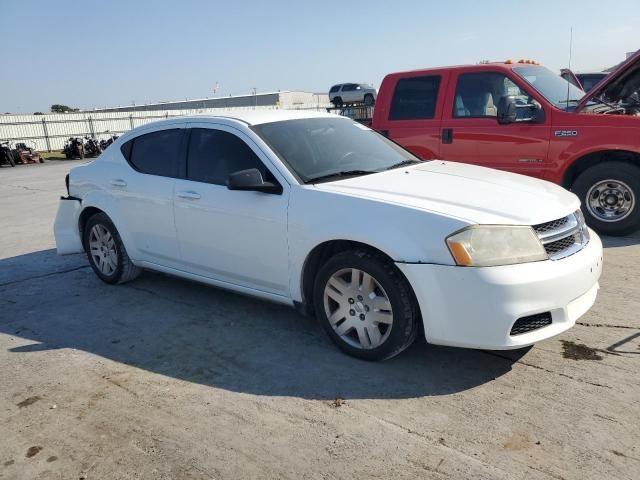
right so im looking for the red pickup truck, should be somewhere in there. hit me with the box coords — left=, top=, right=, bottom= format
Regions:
left=371, top=52, right=640, bottom=235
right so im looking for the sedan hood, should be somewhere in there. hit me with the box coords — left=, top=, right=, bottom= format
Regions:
left=576, top=49, right=640, bottom=112
left=314, top=161, right=579, bottom=226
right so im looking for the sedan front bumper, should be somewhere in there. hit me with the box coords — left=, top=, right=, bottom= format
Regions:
left=396, top=230, right=603, bottom=350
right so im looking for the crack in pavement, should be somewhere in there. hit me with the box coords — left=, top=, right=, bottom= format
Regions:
left=0, top=265, right=90, bottom=288
left=480, top=351, right=612, bottom=389
left=2, top=184, right=53, bottom=193
left=577, top=321, right=638, bottom=330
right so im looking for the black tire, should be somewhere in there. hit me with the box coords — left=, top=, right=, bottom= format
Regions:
left=8, top=152, right=16, bottom=167
left=332, top=97, right=343, bottom=108
left=313, top=249, right=419, bottom=361
left=65, top=152, right=72, bottom=160
left=364, top=94, right=375, bottom=106
left=571, top=162, right=640, bottom=236
left=83, top=212, right=141, bottom=284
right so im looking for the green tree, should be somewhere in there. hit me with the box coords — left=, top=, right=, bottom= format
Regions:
left=50, top=104, right=79, bottom=113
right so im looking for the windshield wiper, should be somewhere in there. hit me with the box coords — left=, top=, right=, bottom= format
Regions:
left=384, top=159, right=422, bottom=170
left=305, top=170, right=375, bottom=184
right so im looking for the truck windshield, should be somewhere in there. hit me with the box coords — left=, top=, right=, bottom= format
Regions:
left=252, top=117, right=420, bottom=183
left=513, top=66, right=585, bottom=109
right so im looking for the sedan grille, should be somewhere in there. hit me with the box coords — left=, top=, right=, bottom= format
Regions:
left=532, top=211, right=589, bottom=260
left=510, top=312, right=552, bottom=336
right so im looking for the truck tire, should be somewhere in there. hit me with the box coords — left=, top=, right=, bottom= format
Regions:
left=572, top=161, right=640, bottom=236
left=364, top=94, right=375, bottom=106
left=83, top=212, right=141, bottom=284
left=313, top=249, right=419, bottom=361
left=332, top=97, right=343, bottom=108
left=7, top=152, right=16, bottom=167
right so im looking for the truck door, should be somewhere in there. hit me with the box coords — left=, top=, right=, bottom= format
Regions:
left=439, top=70, right=551, bottom=178
left=375, top=73, right=445, bottom=160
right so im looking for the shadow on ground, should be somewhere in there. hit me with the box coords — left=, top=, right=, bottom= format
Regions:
left=0, top=249, right=529, bottom=400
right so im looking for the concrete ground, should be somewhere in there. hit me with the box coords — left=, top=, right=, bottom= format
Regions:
left=0, top=161, right=638, bottom=480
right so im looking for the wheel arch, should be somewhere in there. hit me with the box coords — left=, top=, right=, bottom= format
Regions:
left=562, top=149, right=640, bottom=189
left=298, top=239, right=415, bottom=317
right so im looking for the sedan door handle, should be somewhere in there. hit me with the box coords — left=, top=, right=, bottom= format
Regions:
left=177, top=191, right=201, bottom=200
left=110, top=179, right=127, bottom=187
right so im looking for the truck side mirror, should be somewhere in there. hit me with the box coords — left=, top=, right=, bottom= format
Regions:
left=497, top=95, right=518, bottom=124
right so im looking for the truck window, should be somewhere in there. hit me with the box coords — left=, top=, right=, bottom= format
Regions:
left=389, top=75, right=441, bottom=120
left=453, top=72, right=528, bottom=118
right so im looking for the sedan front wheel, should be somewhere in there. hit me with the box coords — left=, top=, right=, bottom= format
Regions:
left=314, top=249, right=419, bottom=360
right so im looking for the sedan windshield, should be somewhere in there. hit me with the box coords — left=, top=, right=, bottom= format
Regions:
left=513, top=66, right=585, bottom=109
left=252, top=117, right=420, bottom=183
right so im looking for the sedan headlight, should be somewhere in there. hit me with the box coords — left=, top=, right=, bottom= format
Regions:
left=446, top=225, right=548, bottom=267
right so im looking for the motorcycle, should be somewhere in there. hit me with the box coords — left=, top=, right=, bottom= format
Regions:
left=0, top=141, right=16, bottom=167
left=83, top=136, right=102, bottom=157
left=63, top=137, right=84, bottom=160
left=99, top=134, right=119, bottom=151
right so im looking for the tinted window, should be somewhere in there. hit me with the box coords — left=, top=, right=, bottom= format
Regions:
left=187, top=129, right=266, bottom=185
left=329, top=85, right=340, bottom=93
left=342, top=84, right=356, bottom=92
left=453, top=72, right=533, bottom=118
left=389, top=76, right=441, bottom=120
left=128, top=129, right=182, bottom=177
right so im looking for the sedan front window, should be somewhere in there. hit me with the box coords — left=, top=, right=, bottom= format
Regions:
left=252, top=118, right=420, bottom=183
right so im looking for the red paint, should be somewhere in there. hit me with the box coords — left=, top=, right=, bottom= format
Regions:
left=372, top=57, right=640, bottom=187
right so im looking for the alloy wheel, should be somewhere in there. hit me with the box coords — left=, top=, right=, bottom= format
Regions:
left=89, top=224, right=118, bottom=276
left=323, top=268, right=393, bottom=350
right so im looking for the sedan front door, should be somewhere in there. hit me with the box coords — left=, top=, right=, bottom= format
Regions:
left=173, top=124, right=290, bottom=296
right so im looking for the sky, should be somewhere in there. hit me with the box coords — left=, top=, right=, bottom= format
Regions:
left=1, top=0, right=638, bottom=113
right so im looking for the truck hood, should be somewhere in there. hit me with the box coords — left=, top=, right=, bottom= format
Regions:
left=577, top=49, right=640, bottom=112
left=314, top=161, right=580, bottom=226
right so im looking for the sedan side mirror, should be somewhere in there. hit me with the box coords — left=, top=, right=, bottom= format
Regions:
left=497, top=95, right=518, bottom=124
left=226, top=168, right=282, bottom=194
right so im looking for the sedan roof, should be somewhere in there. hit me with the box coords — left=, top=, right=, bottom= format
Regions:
left=189, top=109, right=338, bottom=126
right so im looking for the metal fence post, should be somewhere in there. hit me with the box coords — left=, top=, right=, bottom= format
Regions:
left=129, top=115, right=134, bottom=130
left=41, top=118, right=52, bottom=152
left=88, top=116, right=95, bottom=138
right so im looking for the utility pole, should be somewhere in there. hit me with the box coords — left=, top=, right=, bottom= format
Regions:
left=252, top=88, right=257, bottom=109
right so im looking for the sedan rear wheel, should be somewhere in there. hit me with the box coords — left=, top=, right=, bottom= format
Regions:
left=314, top=249, right=419, bottom=360
left=84, top=212, right=141, bottom=284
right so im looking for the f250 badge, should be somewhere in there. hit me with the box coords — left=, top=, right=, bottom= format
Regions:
left=554, top=130, right=578, bottom=137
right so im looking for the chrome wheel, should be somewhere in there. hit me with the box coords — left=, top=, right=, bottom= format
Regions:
left=88, top=224, right=118, bottom=276
left=323, top=268, right=393, bottom=350
left=586, top=179, right=636, bottom=222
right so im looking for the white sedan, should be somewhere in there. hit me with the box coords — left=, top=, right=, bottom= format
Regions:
left=54, top=111, right=603, bottom=360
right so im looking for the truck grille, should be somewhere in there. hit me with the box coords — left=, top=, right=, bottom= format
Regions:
left=532, top=210, right=589, bottom=260
left=510, top=312, right=552, bottom=336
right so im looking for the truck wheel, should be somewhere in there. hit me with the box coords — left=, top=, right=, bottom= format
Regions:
left=313, top=249, right=419, bottom=361
left=83, top=212, right=141, bottom=284
left=364, top=94, right=375, bottom=106
left=7, top=152, right=16, bottom=167
left=572, top=162, right=640, bottom=236
left=332, top=97, right=343, bottom=108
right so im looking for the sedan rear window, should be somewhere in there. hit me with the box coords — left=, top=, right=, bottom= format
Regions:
left=126, top=129, right=183, bottom=178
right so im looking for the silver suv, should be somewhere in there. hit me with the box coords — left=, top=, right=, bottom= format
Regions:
left=329, top=83, right=376, bottom=107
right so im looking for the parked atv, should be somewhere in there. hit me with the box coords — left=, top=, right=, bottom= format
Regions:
left=63, top=137, right=84, bottom=159
left=0, top=141, right=16, bottom=167
left=12, top=142, right=43, bottom=164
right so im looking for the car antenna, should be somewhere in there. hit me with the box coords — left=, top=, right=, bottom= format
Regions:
left=566, top=26, right=573, bottom=107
